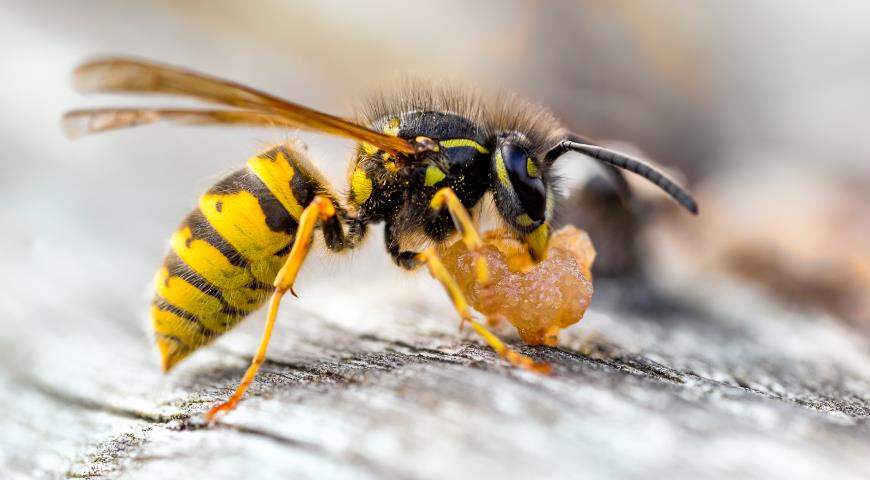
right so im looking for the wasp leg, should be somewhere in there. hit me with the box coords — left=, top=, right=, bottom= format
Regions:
left=206, top=196, right=337, bottom=422
left=416, top=247, right=552, bottom=374
left=430, top=187, right=489, bottom=286
left=385, top=223, right=423, bottom=270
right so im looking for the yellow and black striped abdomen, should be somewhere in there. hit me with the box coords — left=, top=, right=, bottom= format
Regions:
left=152, top=145, right=328, bottom=371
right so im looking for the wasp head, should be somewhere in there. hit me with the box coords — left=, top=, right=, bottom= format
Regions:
left=491, top=132, right=554, bottom=261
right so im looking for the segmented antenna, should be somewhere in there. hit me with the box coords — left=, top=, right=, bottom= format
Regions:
left=546, top=138, right=698, bottom=214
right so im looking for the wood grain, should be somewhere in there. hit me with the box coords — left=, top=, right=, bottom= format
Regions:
left=2, top=269, right=869, bottom=480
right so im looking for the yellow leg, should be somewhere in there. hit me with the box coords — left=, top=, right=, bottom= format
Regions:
left=417, top=247, right=551, bottom=374
left=206, top=196, right=336, bottom=422
left=430, top=188, right=489, bottom=286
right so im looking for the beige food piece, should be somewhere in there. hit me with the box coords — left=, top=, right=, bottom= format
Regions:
left=442, top=226, right=596, bottom=346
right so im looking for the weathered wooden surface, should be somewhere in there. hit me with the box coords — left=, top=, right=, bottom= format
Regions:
left=2, top=2, right=870, bottom=479
left=2, top=257, right=869, bottom=479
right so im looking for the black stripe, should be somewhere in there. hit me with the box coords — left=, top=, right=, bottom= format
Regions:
left=208, top=167, right=300, bottom=235
left=153, top=294, right=250, bottom=334
left=154, top=333, right=193, bottom=352
left=165, top=250, right=271, bottom=296
left=184, top=209, right=249, bottom=268
left=259, top=145, right=284, bottom=161
left=262, top=145, right=352, bottom=235
left=164, top=251, right=224, bottom=299
left=152, top=297, right=218, bottom=338
left=289, top=168, right=315, bottom=210
left=161, top=252, right=271, bottom=316
left=264, top=145, right=342, bottom=217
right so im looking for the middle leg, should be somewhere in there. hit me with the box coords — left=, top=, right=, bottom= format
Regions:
left=386, top=187, right=551, bottom=374
left=417, top=246, right=551, bottom=374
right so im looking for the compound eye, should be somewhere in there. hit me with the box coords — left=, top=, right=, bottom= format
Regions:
left=501, top=144, right=546, bottom=222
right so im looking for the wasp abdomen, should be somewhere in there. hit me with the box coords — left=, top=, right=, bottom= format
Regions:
left=151, top=145, right=329, bottom=370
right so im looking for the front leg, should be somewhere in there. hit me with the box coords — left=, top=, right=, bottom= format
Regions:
left=416, top=246, right=551, bottom=374
left=385, top=188, right=490, bottom=282
left=385, top=187, right=551, bottom=374
left=428, top=187, right=490, bottom=285
left=385, top=221, right=423, bottom=270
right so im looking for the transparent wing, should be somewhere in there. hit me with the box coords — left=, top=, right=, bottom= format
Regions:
left=62, top=108, right=323, bottom=139
left=69, top=57, right=416, bottom=154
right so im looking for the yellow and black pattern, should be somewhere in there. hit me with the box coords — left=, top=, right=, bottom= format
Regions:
left=62, top=58, right=703, bottom=420
left=152, top=145, right=341, bottom=370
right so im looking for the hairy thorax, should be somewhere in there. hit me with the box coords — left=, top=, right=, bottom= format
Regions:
left=348, top=111, right=493, bottom=240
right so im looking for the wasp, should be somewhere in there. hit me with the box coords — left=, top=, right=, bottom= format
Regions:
left=64, top=58, right=697, bottom=421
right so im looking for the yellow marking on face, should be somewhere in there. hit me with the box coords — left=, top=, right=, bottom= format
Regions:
left=440, top=138, right=490, bottom=154
left=525, top=223, right=551, bottom=261
left=384, top=117, right=401, bottom=136
left=351, top=168, right=373, bottom=204
left=425, top=165, right=447, bottom=187
left=516, top=213, right=536, bottom=227
left=199, top=191, right=292, bottom=262
left=249, top=254, right=286, bottom=284
left=361, top=142, right=379, bottom=155
left=526, top=158, right=539, bottom=178
left=170, top=227, right=253, bottom=290
left=494, top=150, right=513, bottom=190
left=222, top=287, right=268, bottom=312
left=247, top=150, right=304, bottom=219
left=153, top=266, right=224, bottom=317
left=151, top=305, right=206, bottom=351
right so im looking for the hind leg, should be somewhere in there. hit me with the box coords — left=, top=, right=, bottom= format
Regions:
left=206, top=196, right=339, bottom=421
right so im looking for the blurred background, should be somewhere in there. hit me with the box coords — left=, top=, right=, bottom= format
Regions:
left=1, top=1, right=869, bottom=479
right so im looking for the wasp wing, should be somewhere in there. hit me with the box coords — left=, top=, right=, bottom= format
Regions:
left=70, top=58, right=415, bottom=155
left=62, top=108, right=323, bottom=139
